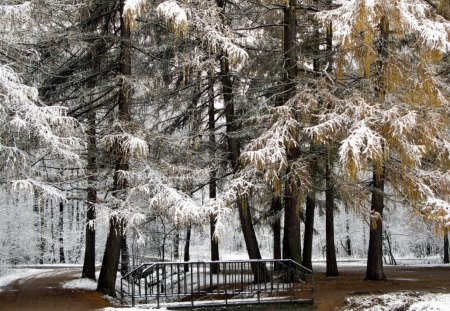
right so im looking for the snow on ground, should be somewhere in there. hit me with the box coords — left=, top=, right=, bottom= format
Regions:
left=99, top=308, right=168, bottom=311
left=0, top=268, right=52, bottom=292
left=342, top=292, right=450, bottom=311
left=62, top=278, right=97, bottom=290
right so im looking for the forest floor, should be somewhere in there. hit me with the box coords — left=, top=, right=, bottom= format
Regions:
left=0, top=264, right=449, bottom=310
left=312, top=264, right=450, bottom=310
left=0, top=268, right=111, bottom=311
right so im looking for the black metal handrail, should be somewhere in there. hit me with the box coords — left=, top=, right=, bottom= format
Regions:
left=120, top=259, right=314, bottom=308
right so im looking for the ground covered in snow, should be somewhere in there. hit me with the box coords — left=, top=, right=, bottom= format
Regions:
left=342, top=292, right=450, bottom=311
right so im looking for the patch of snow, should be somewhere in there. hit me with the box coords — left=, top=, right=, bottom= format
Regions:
left=62, top=278, right=97, bottom=291
left=342, top=292, right=450, bottom=311
left=99, top=308, right=168, bottom=311
left=0, top=268, right=52, bottom=292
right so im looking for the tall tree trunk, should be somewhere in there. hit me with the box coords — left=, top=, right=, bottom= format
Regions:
left=326, top=158, right=339, bottom=277
left=173, top=231, right=180, bottom=260
left=120, top=219, right=130, bottom=276
left=302, top=194, right=315, bottom=271
left=40, top=198, right=45, bottom=264
left=271, top=196, right=282, bottom=261
left=97, top=1, right=131, bottom=296
left=208, top=74, right=220, bottom=274
left=82, top=111, right=97, bottom=280
left=444, top=228, right=449, bottom=264
left=365, top=168, right=386, bottom=280
left=50, top=200, right=56, bottom=263
left=365, top=16, right=388, bottom=282
left=33, top=190, right=44, bottom=264
left=281, top=0, right=302, bottom=267
left=184, top=224, right=191, bottom=272
left=59, top=201, right=65, bottom=263
left=216, top=0, right=268, bottom=282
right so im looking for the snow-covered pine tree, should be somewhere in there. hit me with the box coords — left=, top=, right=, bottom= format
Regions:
left=307, top=0, right=450, bottom=280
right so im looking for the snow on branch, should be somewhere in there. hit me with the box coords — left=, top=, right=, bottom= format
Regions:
left=0, top=65, right=82, bottom=187
left=339, top=122, right=387, bottom=178
left=101, top=129, right=148, bottom=160
left=319, top=0, right=450, bottom=52
left=422, top=198, right=450, bottom=228
left=157, top=1, right=188, bottom=36
left=204, top=168, right=265, bottom=239
left=242, top=105, right=301, bottom=174
left=0, top=2, right=33, bottom=31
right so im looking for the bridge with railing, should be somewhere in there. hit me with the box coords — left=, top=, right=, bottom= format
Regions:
left=120, top=259, right=314, bottom=309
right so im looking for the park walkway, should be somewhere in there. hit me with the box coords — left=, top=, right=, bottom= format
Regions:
left=0, top=268, right=111, bottom=311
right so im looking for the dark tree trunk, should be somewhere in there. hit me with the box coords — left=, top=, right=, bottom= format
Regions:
left=173, top=231, right=180, bottom=260
left=444, top=229, right=449, bottom=264
left=280, top=0, right=302, bottom=271
left=184, top=224, right=191, bottom=272
left=59, top=201, right=65, bottom=263
left=271, top=196, right=282, bottom=261
left=217, top=1, right=269, bottom=282
left=282, top=0, right=297, bottom=104
left=97, top=216, right=121, bottom=296
left=120, top=220, right=130, bottom=276
left=97, top=0, right=131, bottom=296
left=302, top=194, right=315, bottom=271
left=366, top=16, right=388, bottom=281
left=82, top=110, right=97, bottom=280
left=282, top=166, right=302, bottom=265
left=40, top=197, right=45, bottom=264
left=208, top=74, right=220, bottom=274
left=365, top=169, right=386, bottom=280
left=326, top=159, right=339, bottom=277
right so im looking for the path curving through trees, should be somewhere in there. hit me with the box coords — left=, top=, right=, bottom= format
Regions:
left=0, top=269, right=111, bottom=311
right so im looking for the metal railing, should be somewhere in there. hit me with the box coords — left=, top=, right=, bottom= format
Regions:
left=121, top=259, right=314, bottom=308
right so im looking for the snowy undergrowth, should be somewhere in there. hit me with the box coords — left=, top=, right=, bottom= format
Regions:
left=342, top=292, right=450, bottom=311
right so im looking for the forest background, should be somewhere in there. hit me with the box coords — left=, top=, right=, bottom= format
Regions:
left=1, top=0, right=450, bottom=297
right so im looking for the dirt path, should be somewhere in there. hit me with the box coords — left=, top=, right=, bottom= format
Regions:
left=0, top=269, right=111, bottom=311
left=312, top=264, right=450, bottom=311
left=1, top=265, right=449, bottom=310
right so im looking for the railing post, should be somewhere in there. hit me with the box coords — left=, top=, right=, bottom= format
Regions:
left=191, top=262, right=194, bottom=307
left=257, top=262, right=261, bottom=304
left=156, top=266, right=160, bottom=308
left=224, top=262, right=227, bottom=306
left=131, top=277, right=135, bottom=307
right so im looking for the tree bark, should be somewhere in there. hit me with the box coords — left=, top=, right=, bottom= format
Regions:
left=271, top=196, right=282, bottom=262
left=97, top=216, right=122, bottom=296
left=280, top=0, right=304, bottom=274
left=216, top=1, right=269, bottom=282
left=208, top=74, right=220, bottom=274
left=173, top=231, right=180, bottom=260
left=59, top=201, right=65, bottom=263
left=120, top=220, right=130, bottom=276
left=302, top=194, right=315, bottom=271
left=82, top=110, right=97, bottom=280
left=365, top=16, right=388, bottom=281
left=365, top=168, right=386, bottom=280
left=326, top=158, right=339, bottom=277
left=97, top=0, right=131, bottom=296
left=184, top=224, right=191, bottom=272
left=444, top=228, right=449, bottom=264
left=282, top=180, right=302, bottom=265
